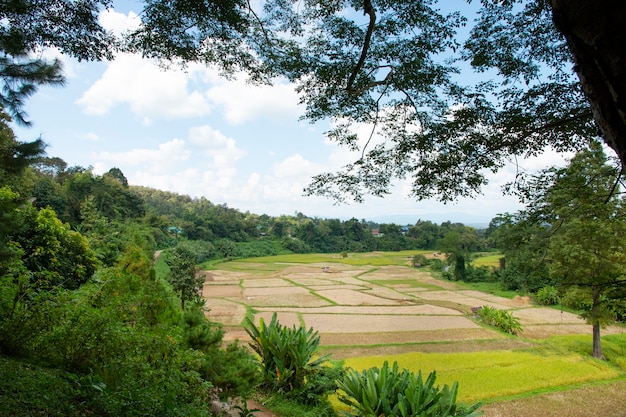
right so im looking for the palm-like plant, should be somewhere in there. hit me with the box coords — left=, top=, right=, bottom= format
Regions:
left=244, top=313, right=329, bottom=392
left=337, top=361, right=483, bottom=417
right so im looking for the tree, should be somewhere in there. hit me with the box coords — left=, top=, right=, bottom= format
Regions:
left=512, top=143, right=626, bottom=358
left=1, top=0, right=113, bottom=124
left=437, top=225, right=483, bottom=281
left=166, top=245, right=204, bottom=310
left=544, top=145, right=626, bottom=359
left=489, top=213, right=552, bottom=292
left=15, top=206, right=97, bottom=291
left=4, top=1, right=626, bottom=203
left=0, top=111, right=46, bottom=191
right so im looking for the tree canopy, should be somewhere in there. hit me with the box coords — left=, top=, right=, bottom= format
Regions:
left=493, top=143, right=626, bottom=358
left=2, top=0, right=625, bottom=203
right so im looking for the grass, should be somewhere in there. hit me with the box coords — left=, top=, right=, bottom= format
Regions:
left=232, top=251, right=430, bottom=267
left=472, top=253, right=503, bottom=268
left=0, top=356, right=95, bottom=417
left=459, top=280, right=520, bottom=299
left=340, top=344, right=623, bottom=403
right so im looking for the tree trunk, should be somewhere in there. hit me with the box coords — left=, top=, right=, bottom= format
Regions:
left=592, top=322, right=604, bottom=359
left=590, top=286, right=605, bottom=359
left=551, top=1, right=626, bottom=166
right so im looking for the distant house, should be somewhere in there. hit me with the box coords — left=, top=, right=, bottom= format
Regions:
left=371, top=229, right=382, bottom=237
left=168, top=226, right=182, bottom=235
left=401, top=226, right=409, bottom=235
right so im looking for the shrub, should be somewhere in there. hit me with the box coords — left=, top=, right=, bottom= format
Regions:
left=475, top=305, right=522, bottom=335
left=244, top=313, right=330, bottom=394
left=412, top=254, right=429, bottom=267
left=464, top=265, right=495, bottom=283
left=337, top=361, right=482, bottom=417
left=429, top=258, right=446, bottom=271
left=535, top=285, right=560, bottom=305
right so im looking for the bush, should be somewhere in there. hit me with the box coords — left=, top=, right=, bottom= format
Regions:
left=176, top=240, right=217, bottom=263
left=535, top=285, right=560, bottom=305
left=475, top=305, right=522, bottom=335
left=464, top=265, right=495, bottom=283
left=429, top=258, right=446, bottom=272
left=282, top=237, right=310, bottom=254
left=337, top=361, right=482, bottom=417
left=244, top=313, right=330, bottom=394
left=412, top=254, right=429, bottom=267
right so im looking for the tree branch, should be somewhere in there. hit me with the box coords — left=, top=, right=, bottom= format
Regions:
left=347, top=0, right=376, bottom=93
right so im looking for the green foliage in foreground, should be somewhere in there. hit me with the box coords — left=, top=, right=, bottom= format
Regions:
left=342, top=346, right=623, bottom=403
left=337, top=361, right=483, bottom=417
left=245, top=312, right=330, bottom=394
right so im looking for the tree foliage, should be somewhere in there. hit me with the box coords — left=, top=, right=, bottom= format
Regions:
left=0, top=0, right=114, bottom=123
left=494, top=143, right=626, bottom=358
left=166, top=245, right=204, bottom=310
left=3, top=1, right=626, bottom=204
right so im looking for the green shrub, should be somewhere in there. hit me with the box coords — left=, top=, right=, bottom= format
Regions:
left=463, top=265, right=495, bottom=283
left=429, top=258, right=445, bottom=271
left=561, top=287, right=592, bottom=311
left=412, top=254, right=430, bottom=267
left=262, top=394, right=337, bottom=417
left=337, top=361, right=483, bottom=417
left=535, top=285, right=560, bottom=305
left=475, top=305, right=522, bottom=335
left=244, top=313, right=330, bottom=394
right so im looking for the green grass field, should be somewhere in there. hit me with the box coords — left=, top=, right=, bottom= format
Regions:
left=208, top=250, right=501, bottom=270
left=472, top=253, right=503, bottom=267
left=341, top=347, right=622, bottom=403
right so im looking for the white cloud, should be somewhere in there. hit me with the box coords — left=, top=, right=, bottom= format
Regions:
left=76, top=54, right=212, bottom=121
left=88, top=126, right=248, bottom=201
left=272, top=154, right=322, bottom=178
left=79, top=132, right=102, bottom=142
left=93, top=138, right=190, bottom=168
left=206, top=78, right=301, bottom=124
left=187, top=125, right=246, bottom=168
left=99, top=9, right=141, bottom=35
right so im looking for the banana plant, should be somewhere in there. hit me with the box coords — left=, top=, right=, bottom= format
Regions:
left=244, top=313, right=329, bottom=392
left=337, top=361, right=483, bottom=417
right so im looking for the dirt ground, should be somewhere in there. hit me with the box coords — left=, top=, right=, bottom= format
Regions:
left=202, top=263, right=622, bottom=348
left=202, top=261, right=625, bottom=416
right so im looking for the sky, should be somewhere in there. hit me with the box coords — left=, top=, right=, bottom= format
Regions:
left=11, top=6, right=572, bottom=226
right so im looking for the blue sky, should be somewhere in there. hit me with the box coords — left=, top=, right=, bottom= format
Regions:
left=11, top=6, right=569, bottom=225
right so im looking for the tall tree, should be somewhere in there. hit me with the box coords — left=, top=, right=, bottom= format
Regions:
left=488, top=213, right=552, bottom=292
left=514, top=143, right=626, bottom=358
left=166, top=246, right=204, bottom=311
left=546, top=145, right=626, bottom=359
left=0, top=111, right=45, bottom=187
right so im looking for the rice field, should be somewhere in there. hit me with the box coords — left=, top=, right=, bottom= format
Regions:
left=202, top=251, right=626, bottom=416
